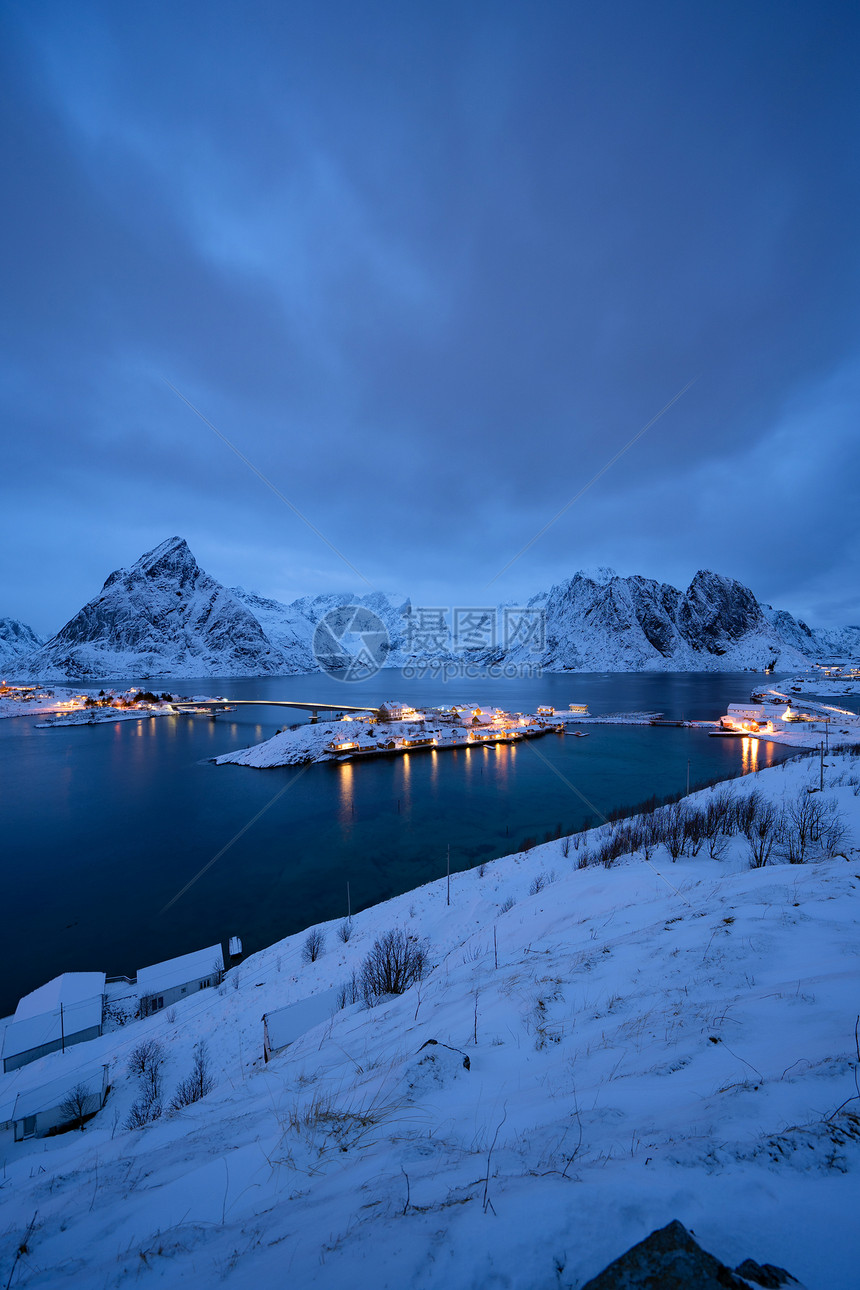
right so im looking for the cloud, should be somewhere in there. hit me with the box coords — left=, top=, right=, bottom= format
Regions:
left=2, top=0, right=859, bottom=633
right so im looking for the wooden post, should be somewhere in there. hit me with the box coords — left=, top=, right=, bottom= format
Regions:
left=447, top=844, right=451, bottom=907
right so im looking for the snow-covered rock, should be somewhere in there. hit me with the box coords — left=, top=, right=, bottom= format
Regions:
left=19, top=538, right=292, bottom=679
left=0, top=618, right=43, bottom=670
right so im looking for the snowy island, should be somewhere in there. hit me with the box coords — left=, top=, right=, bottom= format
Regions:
left=211, top=701, right=677, bottom=769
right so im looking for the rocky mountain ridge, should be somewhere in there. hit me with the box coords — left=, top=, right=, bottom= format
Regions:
left=6, top=538, right=859, bottom=679
left=0, top=618, right=45, bottom=672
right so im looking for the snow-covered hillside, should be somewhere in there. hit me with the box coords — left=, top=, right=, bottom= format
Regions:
left=2, top=749, right=859, bottom=1288
left=0, top=618, right=43, bottom=671
left=5, top=538, right=858, bottom=679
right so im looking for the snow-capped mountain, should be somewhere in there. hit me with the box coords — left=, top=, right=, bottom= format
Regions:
left=490, top=569, right=831, bottom=672
left=0, top=618, right=44, bottom=671
left=5, top=538, right=858, bottom=679
left=19, top=538, right=296, bottom=679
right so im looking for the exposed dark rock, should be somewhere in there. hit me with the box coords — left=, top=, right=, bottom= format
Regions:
left=581, top=1220, right=804, bottom=1290
left=734, top=1258, right=800, bottom=1288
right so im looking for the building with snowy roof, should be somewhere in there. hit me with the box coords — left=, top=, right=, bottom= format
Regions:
left=8, top=1063, right=109, bottom=1142
left=1, top=973, right=105, bottom=1073
left=137, top=944, right=224, bottom=1018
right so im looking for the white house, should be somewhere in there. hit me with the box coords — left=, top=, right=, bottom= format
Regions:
left=726, top=704, right=766, bottom=721
left=262, top=988, right=340, bottom=1062
left=378, top=700, right=405, bottom=721
left=1, top=973, right=105, bottom=1073
left=137, top=944, right=224, bottom=1018
left=10, top=1064, right=109, bottom=1142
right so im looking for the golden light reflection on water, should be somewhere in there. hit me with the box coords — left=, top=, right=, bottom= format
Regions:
left=740, top=736, right=759, bottom=773
left=337, top=761, right=354, bottom=826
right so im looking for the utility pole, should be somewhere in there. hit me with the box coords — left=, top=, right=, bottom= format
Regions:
left=820, top=741, right=824, bottom=792
left=60, top=1002, right=65, bottom=1054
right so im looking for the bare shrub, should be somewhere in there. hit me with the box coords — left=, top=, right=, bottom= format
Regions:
left=302, top=928, right=325, bottom=964
left=640, top=812, right=663, bottom=862
left=529, top=873, right=550, bottom=895
left=336, top=971, right=361, bottom=1009
left=128, top=1039, right=165, bottom=1081
left=359, top=929, right=428, bottom=1006
left=683, top=808, right=707, bottom=856
left=661, top=802, right=687, bottom=862
left=704, top=788, right=736, bottom=859
left=169, top=1040, right=215, bottom=1111
left=337, top=919, right=353, bottom=943
left=780, top=795, right=827, bottom=864
left=125, top=1039, right=165, bottom=1128
left=745, top=800, right=783, bottom=868
left=499, top=894, right=516, bottom=913
left=561, top=836, right=571, bottom=858
left=732, top=790, right=763, bottom=836
left=821, top=812, right=848, bottom=857
left=125, top=1098, right=161, bottom=1130
left=58, top=1082, right=93, bottom=1130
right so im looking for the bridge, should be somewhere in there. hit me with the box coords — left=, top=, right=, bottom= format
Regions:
left=172, top=698, right=381, bottom=722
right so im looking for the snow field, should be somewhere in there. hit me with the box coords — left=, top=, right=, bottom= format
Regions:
left=1, top=748, right=859, bottom=1287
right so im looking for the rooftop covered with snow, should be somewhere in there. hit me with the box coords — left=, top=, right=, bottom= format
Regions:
left=136, top=944, right=224, bottom=997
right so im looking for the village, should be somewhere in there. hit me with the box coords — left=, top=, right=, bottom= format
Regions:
left=322, top=699, right=592, bottom=760
left=715, top=686, right=860, bottom=748
left=0, top=682, right=229, bottom=727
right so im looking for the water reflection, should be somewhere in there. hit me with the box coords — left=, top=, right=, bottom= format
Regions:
left=337, top=761, right=354, bottom=829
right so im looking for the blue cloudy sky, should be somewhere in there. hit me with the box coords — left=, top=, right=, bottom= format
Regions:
left=2, top=0, right=859, bottom=636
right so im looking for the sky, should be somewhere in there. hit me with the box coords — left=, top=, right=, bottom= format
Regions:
left=1, top=0, right=859, bottom=637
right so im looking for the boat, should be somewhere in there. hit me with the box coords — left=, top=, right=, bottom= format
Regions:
left=566, top=731, right=590, bottom=737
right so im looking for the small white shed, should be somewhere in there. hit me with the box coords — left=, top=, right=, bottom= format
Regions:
left=11, top=1064, right=109, bottom=1141
left=263, top=988, right=341, bottom=1062
left=137, top=944, right=224, bottom=1017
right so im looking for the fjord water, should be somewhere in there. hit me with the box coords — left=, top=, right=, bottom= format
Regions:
left=0, top=672, right=801, bottom=1014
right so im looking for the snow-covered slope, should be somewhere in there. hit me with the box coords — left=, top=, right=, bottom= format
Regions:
left=1, top=750, right=859, bottom=1287
left=20, top=538, right=292, bottom=679
left=0, top=618, right=43, bottom=670
left=229, top=587, right=420, bottom=672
